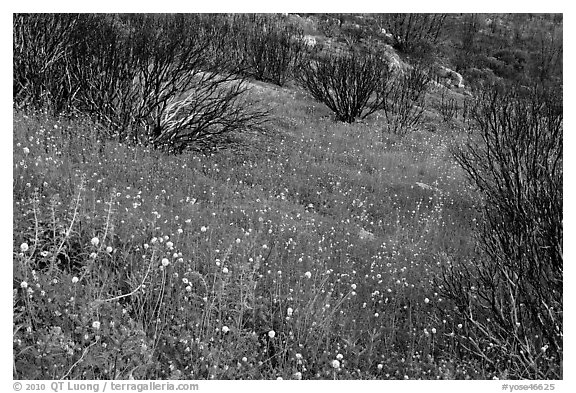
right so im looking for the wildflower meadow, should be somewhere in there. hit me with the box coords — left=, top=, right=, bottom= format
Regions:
left=12, top=13, right=562, bottom=381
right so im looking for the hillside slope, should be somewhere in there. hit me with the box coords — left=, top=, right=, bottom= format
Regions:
left=13, top=76, right=488, bottom=379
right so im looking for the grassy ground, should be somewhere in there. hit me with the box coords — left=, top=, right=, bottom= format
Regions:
left=13, top=81, right=491, bottom=379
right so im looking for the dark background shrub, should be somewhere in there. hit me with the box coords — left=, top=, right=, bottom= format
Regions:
left=378, top=14, right=447, bottom=59
left=380, top=64, right=431, bottom=135
left=236, top=14, right=307, bottom=86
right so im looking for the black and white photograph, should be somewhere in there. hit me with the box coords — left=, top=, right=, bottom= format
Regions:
left=10, top=4, right=565, bottom=388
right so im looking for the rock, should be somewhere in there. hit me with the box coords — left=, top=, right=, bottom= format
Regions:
left=302, top=35, right=317, bottom=47
left=380, top=44, right=407, bottom=74
left=415, top=181, right=433, bottom=190
left=415, top=182, right=442, bottom=193
left=436, top=65, right=465, bottom=89
left=359, top=228, right=375, bottom=241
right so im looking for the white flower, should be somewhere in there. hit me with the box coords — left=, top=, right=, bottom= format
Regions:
left=92, top=321, right=101, bottom=330
left=330, top=359, right=340, bottom=369
left=182, top=278, right=189, bottom=284
left=235, top=238, right=241, bottom=244
left=222, top=267, right=229, bottom=274
left=431, top=328, right=437, bottom=334
left=287, top=307, right=293, bottom=317
left=20, top=281, right=28, bottom=289
left=424, top=297, right=430, bottom=304
left=166, top=241, right=173, bottom=249
left=151, top=237, right=158, bottom=244
left=177, top=228, right=183, bottom=234
left=20, top=243, right=29, bottom=252
left=91, top=237, right=99, bottom=247
left=72, top=277, right=79, bottom=284
left=242, top=357, right=248, bottom=362
left=23, top=147, right=30, bottom=154
left=351, top=284, right=357, bottom=290
left=293, top=371, right=302, bottom=380
left=185, top=286, right=192, bottom=292
left=222, top=326, right=230, bottom=334
left=106, top=246, right=113, bottom=253
left=161, top=258, right=170, bottom=267
left=457, top=323, right=463, bottom=329
left=201, top=226, right=207, bottom=232
left=377, top=363, right=383, bottom=370
left=336, top=353, right=343, bottom=360
left=90, top=252, right=97, bottom=259
left=304, top=271, right=312, bottom=279
left=268, top=330, right=276, bottom=339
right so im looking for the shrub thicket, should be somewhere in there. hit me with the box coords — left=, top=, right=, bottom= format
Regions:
left=13, top=14, right=268, bottom=153
left=440, top=82, right=563, bottom=378
left=235, top=14, right=307, bottom=87
left=448, top=14, right=562, bottom=87
left=296, top=49, right=394, bottom=123
left=13, top=14, right=80, bottom=113
left=378, top=14, right=447, bottom=58
left=380, top=64, right=431, bottom=135
left=317, top=15, right=341, bottom=38
left=438, top=89, right=459, bottom=123
left=296, top=47, right=431, bottom=135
